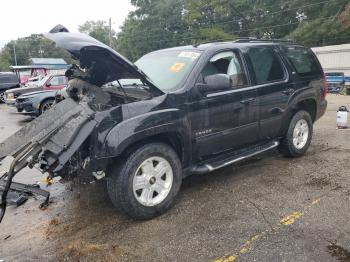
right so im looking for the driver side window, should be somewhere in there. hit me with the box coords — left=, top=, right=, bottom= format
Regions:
left=49, top=76, right=66, bottom=86
left=201, top=51, right=248, bottom=89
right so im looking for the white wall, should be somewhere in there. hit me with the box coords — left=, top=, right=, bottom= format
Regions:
left=312, top=44, right=350, bottom=76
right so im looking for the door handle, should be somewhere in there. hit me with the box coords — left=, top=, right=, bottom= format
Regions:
left=282, top=88, right=294, bottom=95
left=240, top=98, right=255, bottom=105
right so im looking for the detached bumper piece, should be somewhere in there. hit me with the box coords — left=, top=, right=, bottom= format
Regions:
left=0, top=179, right=50, bottom=208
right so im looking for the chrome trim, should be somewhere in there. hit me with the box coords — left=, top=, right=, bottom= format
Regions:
left=206, top=141, right=279, bottom=171
left=207, top=77, right=290, bottom=98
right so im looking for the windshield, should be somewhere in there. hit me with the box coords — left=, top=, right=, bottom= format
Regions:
left=33, top=75, right=50, bottom=86
left=18, top=70, right=31, bottom=77
left=135, top=50, right=201, bottom=91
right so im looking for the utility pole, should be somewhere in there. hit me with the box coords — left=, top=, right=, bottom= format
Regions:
left=13, top=42, right=17, bottom=66
left=109, top=17, right=112, bottom=47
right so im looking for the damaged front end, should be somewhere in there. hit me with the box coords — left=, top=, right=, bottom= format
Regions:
left=0, top=26, right=163, bottom=223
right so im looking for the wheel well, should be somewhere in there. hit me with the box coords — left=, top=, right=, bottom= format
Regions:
left=118, top=132, right=184, bottom=164
left=39, top=97, right=55, bottom=109
left=295, top=99, right=317, bottom=122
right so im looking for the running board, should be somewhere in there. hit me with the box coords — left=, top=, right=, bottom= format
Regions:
left=191, top=141, right=279, bottom=174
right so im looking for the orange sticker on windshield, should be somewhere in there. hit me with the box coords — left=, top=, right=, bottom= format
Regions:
left=169, top=62, right=185, bottom=73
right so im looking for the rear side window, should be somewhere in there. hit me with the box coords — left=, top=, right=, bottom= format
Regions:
left=283, top=47, right=322, bottom=77
left=247, top=47, right=285, bottom=85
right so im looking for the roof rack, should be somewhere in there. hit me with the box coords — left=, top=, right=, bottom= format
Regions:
left=233, top=37, right=294, bottom=43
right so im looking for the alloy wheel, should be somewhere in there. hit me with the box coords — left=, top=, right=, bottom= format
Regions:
left=293, top=119, right=309, bottom=150
left=132, top=156, right=173, bottom=207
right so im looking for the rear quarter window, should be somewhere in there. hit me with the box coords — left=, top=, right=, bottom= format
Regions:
left=283, top=46, right=322, bottom=77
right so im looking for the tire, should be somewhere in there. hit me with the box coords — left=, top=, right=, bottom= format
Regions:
left=279, top=110, right=313, bottom=157
left=39, top=99, right=55, bottom=115
left=0, top=92, right=5, bottom=103
left=107, top=143, right=182, bottom=220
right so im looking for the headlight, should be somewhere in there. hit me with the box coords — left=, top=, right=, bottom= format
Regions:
left=7, top=93, right=14, bottom=99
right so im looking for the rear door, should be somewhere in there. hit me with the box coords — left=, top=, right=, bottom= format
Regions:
left=245, top=46, right=294, bottom=140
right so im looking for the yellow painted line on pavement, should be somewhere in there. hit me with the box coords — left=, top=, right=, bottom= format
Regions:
left=214, top=198, right=321, bottom=262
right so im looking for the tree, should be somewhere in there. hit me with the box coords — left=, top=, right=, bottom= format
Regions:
left=115, top=0, right=350, bottom=62
left=289, top=1, right=350, bottom=46
left=0, top=34, right=73, bottom=71
left=78, top=20, right=117, bottom=48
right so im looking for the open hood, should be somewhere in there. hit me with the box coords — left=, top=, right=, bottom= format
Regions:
left=44, top=26, right=163, bottom=95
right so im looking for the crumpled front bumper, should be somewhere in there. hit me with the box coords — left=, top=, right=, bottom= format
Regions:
left=16, top=101, right=39, bottom=115
left=0, top=98, right=99, bottom=223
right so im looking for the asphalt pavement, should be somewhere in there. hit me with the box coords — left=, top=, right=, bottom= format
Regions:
left=0, top=94, right=350, bottom=261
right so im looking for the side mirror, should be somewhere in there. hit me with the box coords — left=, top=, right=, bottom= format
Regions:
left=46, top=83, right=52, bottom=87
left=197, top=74, right=231, bottom=94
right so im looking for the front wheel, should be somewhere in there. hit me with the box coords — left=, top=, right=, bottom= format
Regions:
left=279, top=110, right=313, bottom=157
left=107, top=143, right=182, bottom=220
left=39, top=99, right=55, bottom=115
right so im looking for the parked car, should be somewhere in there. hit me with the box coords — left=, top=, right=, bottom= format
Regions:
left=325, top=72, right=345, bottom=93
left=16, top=90, right=57, bottom=116
left=0, top=29, right=327, bottom=221
left=5, top=74, right=67, bottom=105
left=0, top=72, right=20, bottom=103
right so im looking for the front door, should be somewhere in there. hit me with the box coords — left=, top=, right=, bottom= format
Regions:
left=189, top=50, right=259, bottom=159
left=45, top=75, right=67, bottom=90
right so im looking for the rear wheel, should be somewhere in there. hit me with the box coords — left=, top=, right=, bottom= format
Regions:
left=279, top=110, right=313, bottom=157
left=39, top=99, right=55, bottom=115
left=107, top=143, right=182, bottom=220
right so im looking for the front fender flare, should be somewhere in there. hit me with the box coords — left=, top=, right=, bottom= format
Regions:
left=99, top=109, right=191, bottom=166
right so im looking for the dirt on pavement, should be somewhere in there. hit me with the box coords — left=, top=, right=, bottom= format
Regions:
left=0, top=94, right=350, bottom=262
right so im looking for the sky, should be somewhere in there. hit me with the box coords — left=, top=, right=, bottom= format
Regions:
left=0, top=0, right=135, bottom=48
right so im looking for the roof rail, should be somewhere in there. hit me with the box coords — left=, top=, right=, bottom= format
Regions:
left=233, top=37, right=295, bottom=43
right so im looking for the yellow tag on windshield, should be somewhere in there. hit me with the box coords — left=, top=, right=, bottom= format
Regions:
left=169, top=62, right=185, bottom=73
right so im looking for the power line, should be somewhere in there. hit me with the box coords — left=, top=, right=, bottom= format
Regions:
left=120, top=15, right=339, bottom=46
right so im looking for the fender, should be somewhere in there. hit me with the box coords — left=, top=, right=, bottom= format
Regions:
left=280, top=83, right=318, bottom=135
left=98, top=108, right=192, bottom=167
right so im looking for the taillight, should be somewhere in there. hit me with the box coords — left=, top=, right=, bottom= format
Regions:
left=322, top=74, right=327, bottom=98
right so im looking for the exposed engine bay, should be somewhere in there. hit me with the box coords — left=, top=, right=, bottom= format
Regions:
left=0, top=26, right=163, bottom=223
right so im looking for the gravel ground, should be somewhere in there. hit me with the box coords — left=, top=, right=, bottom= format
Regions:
left=0, top=94, right=350, bottom=262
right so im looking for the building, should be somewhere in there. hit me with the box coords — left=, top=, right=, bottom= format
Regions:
left=28, top=58, right=69, bottom=76
left=312, top=44, right=350, bottom=82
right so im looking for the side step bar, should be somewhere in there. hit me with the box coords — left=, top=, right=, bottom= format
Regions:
left=191, top=141, right=279, bottom=175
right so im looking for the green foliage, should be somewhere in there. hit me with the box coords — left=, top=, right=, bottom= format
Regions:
left=1, top=0, right=349, bottom=69
left=115, top=0, right=350, bottom=61
left=289, top=2, right=350, bottom=46
left=78, top=20, right=117, bottom=48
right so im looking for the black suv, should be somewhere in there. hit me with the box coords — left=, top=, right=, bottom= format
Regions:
left=0, top=30, right=327, bottom=221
